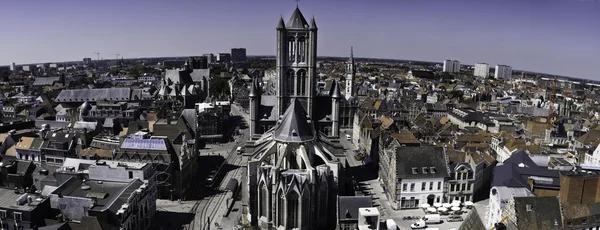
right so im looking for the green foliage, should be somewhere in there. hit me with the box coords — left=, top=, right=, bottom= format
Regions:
left=212, top=75, right=230, bottom=98
left=449, top=90, right=464, bottom=99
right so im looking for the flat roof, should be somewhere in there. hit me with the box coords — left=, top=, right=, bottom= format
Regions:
left=0, top=188, right=44, bottom=211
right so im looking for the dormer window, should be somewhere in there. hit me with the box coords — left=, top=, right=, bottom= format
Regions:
left=411, top=167, right=418, bottom=174
left=52, top=133, right=57, bottom=137
left=526, top=204, right=532, bottom=212
left=422, top=167, right=428, bottom=174
left=430, top=167, right=436, bottom=174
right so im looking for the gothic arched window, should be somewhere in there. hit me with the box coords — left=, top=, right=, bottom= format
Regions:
left=277, top=190, right=285, bottom=227
left=297, top=70, right=306, bottom=96
left=287, top=70, right=295, bottom=96
left=260, top=183, right=268, bottom=218
left=288, top=37, right=296, bottom=63
left=287, top=191, right=299, bottom=229
left=298, top=36, right=305, bottom=63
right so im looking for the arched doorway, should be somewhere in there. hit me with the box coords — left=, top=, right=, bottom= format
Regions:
left=427, top=194, right=436, bottom=205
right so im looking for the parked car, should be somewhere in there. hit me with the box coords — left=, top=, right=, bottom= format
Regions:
left=410, top=220, right=427, bottom=229
left=447, top=215, right=464, bottom=222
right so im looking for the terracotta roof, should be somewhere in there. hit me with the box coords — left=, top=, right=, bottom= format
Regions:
left=80, top=148, right=113, bottom=158
left=576, top=130, right=600, bottom=146
left=15, top=137, right=34, bottom=150
left=391, top=133, right=419, bottom=144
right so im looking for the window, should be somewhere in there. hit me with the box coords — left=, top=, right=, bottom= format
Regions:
left=412, top=167, right=418, bottom=174
left=430, top=167, right=436, bottom=173
left=402, top=183, right=407, bottom=191
left=438, top=182, right=442, bottom=190
left=422, top=167, right=428, bottom=174
left=526, top=204, right=532, bottom=212
left=410, top=183, right=415, bottom=192
left=461, top=183, right=466, bottom=191
left=450, top=184, right=455, bottom=192
left=467, top=184, right=472, bottom=191
left=582, top=218, right=587, bottom=225
left=129, top=171, right=134, bottom=179
left=0, top=210, right=6, bottom=219
left=429, top=182, right=434, bottom=191
left=14, top=212, right=22, bottom=222
left=421, top=182, right=426, bottom=190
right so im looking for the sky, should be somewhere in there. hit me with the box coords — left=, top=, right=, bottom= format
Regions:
left=2, top=0, right=599, bottom=79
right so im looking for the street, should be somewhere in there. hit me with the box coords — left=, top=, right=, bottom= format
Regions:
left=155, top=103, right=251, bottom=230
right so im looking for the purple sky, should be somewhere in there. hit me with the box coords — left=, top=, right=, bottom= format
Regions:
left=2, top=0, right=599, bottom=79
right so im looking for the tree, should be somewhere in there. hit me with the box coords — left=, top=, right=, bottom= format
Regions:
left=212, top=75, right=230, bottom=98
left=449, top=90, right=464, bottom=100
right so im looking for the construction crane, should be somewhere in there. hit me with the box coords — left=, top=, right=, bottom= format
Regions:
left=547, top=76, right=558, bottom=130
left=490, top=216, right=510, bottom=230
left=93, top=52, right=100, bottom=61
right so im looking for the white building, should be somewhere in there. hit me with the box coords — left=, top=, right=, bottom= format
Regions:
left=474, top=63, right=490, bottom=78
left=10, top=62, right=16, bottom=72
left=584, top=143, right=600, bottom=166
left=485, top=186, right=533, bottom=228
left=380, top=146, right=449, bottom=210
left=495, top=65, right=512, bottom=79
left=443, top=60, right=460, bottom=73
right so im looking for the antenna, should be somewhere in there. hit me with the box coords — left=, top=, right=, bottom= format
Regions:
left=295, top=0, right=299, bottom=7
left=93, top=52, right=100, bottom=61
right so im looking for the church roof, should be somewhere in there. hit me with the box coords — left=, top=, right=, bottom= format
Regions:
left=286, top=7, right=309, bottom=29
left=273, top=99, right=315, bottom=143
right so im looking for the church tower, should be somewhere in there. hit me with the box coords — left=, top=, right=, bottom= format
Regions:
left=345, top=47, right=356, bottom=100
left=276, top=7, right=318, bottom=120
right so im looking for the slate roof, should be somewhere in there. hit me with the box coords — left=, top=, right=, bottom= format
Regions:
left=493, top=150, right=559, bottom=187
left=286, top=7, right=309, bottom=29
left=55, top=88, right=132, bottom=102
left=259, top=96, right=278, bottom=121
left=165, top=69, right=193, bottom=84
left=514, top=196, right=563, bottom=230
left=395, top=146, right=450, bottom=179
left=33, top=77, right=61, bottom=86
left=190, top=69, right=211, bottom=83
left=338, top=196, right=373, bottom=221
left=273, top=99, right=315, bottom=143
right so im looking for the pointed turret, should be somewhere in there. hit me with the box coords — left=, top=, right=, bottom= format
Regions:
left=349, top=46, right=354, bottom=64
left=331, top=80, right=342, bottom=99
left=249, top=77, right=259, bottom=97
left=286, top=7, right=309, bottom=29
left=309, top=16, right=317, bottom=30
left=277, top=15, right=286, bottom=30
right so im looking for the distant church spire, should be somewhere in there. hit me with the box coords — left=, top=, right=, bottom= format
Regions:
left=345, top=46, right=356, bottom=100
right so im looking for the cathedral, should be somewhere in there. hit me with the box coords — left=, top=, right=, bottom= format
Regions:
left=246, top=6, right=348, bottom=230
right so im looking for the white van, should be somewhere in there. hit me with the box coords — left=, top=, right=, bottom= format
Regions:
left=345, top=134, right=351, bottom=141
left=423, top=214, right=442, bottom=224
left=386, top=219, right=397, bottom=230
left=236, top=146, right=243, bottom=154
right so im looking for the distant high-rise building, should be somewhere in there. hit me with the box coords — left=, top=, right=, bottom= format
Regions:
left=443, top=60, right=460, bottom=73
left=231, top=48, right=247, bottom=63
left=83, top=58, right=92, bottom=66
left=9, top=62, right=16, bottom=72
left=217, top=53, right=231, bottom=63
left=495, top=65, right=512, bottom=79
left=474, top=63, right=490, bottom=78
left=188, top=56, right=208, bottom=69
left=22, top=65, right=32, bottom=72
left=203, top=53, right=215, bottom=64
